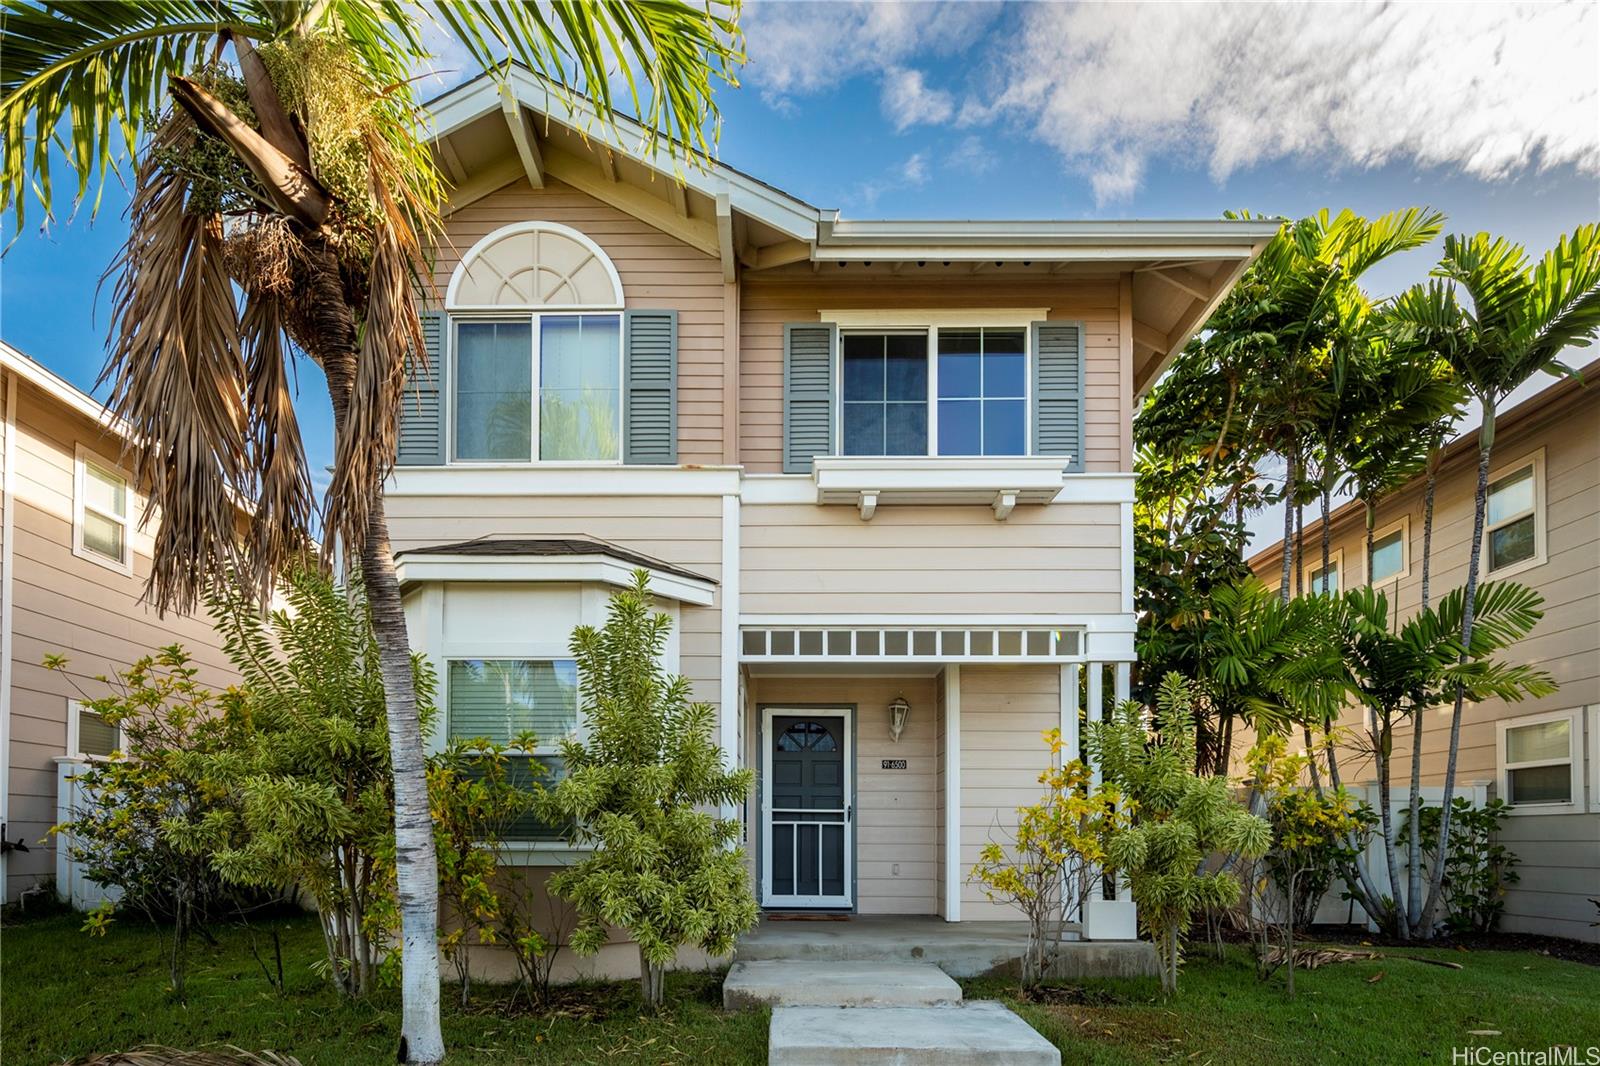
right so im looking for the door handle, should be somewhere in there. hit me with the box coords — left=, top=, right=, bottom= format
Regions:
left=847, top=804, right=853, bottom=823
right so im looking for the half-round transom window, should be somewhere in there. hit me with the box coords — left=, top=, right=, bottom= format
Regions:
left=447, top=221, right=624, bottom=311
left=776, top=721, right=839, bottom=752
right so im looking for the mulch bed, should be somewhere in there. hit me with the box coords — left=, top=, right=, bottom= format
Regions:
left=1299, top=925, right=1600, bottom=968
left=1021, top=985, right=1127, bottom=1006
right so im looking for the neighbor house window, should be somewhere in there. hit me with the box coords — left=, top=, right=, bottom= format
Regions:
left=1306, top=553, right=1340, bottom=596
left=1486, top=455, right=1542, bottom=573
left=1369, top=520, right=1408, bottom=584
left=838, top=325, right=1029, bottom=457
left=74, top=446, right=132, bottom=573
left=451, top=314, right=621, bottom=463
left=1499, top=710, right=1580, bottom=808
left=446, top=658, right=579, bottom=841
left=67, top=698, right=120, bottom=759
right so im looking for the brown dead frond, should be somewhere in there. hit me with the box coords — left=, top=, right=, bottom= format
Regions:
left=73, top=1046, right=302, bottom=1065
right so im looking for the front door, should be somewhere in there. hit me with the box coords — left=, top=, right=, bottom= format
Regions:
left=762, top=709, right=852, bottom=908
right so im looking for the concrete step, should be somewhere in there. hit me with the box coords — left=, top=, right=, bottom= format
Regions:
left=724, top=960, right=961, bottom=1010
left=768, top=1002, right=1061, bottom=1066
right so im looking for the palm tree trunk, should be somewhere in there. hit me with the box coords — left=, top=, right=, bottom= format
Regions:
left=307, top=243, right=442, bottom=1061
left=1319, top=480, right=1333, bottom=589
left=1279, top=449, right=1297, bottom=603
left=1406, top=456, right=1440, bottom=936
left=1420, top=412, right=1495, bottom=935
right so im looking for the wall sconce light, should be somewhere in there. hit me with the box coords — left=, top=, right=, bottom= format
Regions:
left=889, top=694, right=911, bottom=743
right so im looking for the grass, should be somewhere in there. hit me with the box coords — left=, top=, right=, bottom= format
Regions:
left=3, top=909, right=1596, bottom=1065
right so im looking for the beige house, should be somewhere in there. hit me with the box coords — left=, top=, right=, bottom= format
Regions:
left=0, top=343, right=240, bottom=904
left=390, top=68, right=1274, bottom=952
left=1248, top=365, right=1600, bottom=944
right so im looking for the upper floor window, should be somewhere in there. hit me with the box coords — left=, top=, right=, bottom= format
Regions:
left=1369, top=518, right=1409, bottom=584
left=453, top=314, right=622, bottom=462
left=1486, top=452, right=1543, bottom=574
left=1305, top=551, right=1340, bottom=596
left=73, top=445, right=132, bottom=574
left=839, top=326, right=1029, bottom=458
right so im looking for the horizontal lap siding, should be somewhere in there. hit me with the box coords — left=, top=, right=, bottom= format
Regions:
left=5, top=384, right=239, bottom=901
left=433, top=179, right=726, bottom=464
left=747, top=676, right=939, bottom=915
left=738, top=275, right=1127, bottom=473
left=740, top=501, right=1122, bottom=616
left=958, top=665, right=1059, bottom=919
left=1249, top=396, right=1600, bottom=942
left=385, top=492, right=725, bottom=711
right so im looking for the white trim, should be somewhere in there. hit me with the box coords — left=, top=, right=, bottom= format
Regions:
left=1302, top=547, right=1343, bottom=598
left=393, top=553, right=716, bottom=606
left=1484, top=447, right=1547, bottom=580
left=821, top=309, right=1048, bottom=328
left=1, top=370, right=15, bottom=884
left=65, top=697, right=123, bottom=760
left=1496, top=707, right=1584, bottom=815
left=387, top=464, right=741, bottom=497
left=813, top=455, right=1065, bottom=510
left=72, top=443, right=134, bottom=576
left=760, top=706, right=854, bottom=909
left=1119, top=501, right=1135, bottom=614
left=445, top=220, right=624, bottom=311
left=719, top=493, right=741, bottom=822
left=0, top=342, right=134, bottom=442
left=739, top=471, right=1134, bottom=506
left=943, top=665, right=961, bottom=923
left=1365, top=515, right=1411, bottom=586
left=739, top=613, right=1134, bottom=630
left=1588, top=706, right=1599, bottom=815
left=1086, top=665, right=1104, bottom=790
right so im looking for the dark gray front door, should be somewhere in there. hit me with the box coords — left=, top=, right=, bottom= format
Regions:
left=765, top=712, right=851, bottom=906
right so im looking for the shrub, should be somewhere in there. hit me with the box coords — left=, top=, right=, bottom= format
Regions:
left=971, top=730, right=1128, bottom=991
left=1090, top=673, right=1272, bottom=996
left=542, top=572, right=756, bottom=1009
left=1401, top=797, right=1519, bottom=935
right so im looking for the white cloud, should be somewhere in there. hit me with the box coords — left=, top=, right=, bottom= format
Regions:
left=881, top=67, right=954, bottom=131
left=853, top=151, right=931, bottom=208
left=948, top=135, right=997, bottom=176
left=743, top=0, right=1600, bottom=205
left=901, top=152, right=929, bottom=186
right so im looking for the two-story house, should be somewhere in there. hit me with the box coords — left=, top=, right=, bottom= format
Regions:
left=1249, top=365, right=1600, bottom=945
left=390, top=69, right=1274, bottom=970
left=0, top=342, right=242, bottom=904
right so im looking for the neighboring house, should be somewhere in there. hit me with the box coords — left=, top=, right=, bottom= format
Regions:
left=1248, top=364, right=1600, bottom=944
left=391, top=67, right=1273, bottom=973
left=0, top=342, right=240, bottom=904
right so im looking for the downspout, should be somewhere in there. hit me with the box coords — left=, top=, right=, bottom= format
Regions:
left=1, top=370, right=18, bottom=895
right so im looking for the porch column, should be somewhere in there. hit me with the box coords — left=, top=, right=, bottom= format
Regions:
left=943, top=664, right=961, bottom=922
left=718, top=491, right=740, bottom=823
left=1085, top=663, right=1104, bottom=789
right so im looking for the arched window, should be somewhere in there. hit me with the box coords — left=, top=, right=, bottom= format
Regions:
left=447, top=221, right=624, bottom=310
left=444, top=222, right=625, bottom=463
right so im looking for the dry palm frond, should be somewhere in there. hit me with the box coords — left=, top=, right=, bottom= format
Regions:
left=73, top=1046, right=302, bottom=1065
left=1265, top=946, right=1383, bottom=970
left=102, top=113, right=252, bottom=615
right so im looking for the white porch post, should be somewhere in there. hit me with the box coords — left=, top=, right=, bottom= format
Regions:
left=1085, top=662, right=1104, bottom=790
left=1081, top=660, right=1138, bottom=939
left=1112, top=662, right=1134, bottom=904
left=718, top=491, right=741, bottom=824
left=943, top=664, right=961, bottom=922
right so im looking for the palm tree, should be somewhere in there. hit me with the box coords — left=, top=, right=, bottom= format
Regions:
left=2, top=3, right=742, bottom=1061
left=1387, top=226, right=1600, bottom=936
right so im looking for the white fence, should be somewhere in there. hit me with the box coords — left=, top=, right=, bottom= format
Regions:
left=54, top=756, right=121, bottom=912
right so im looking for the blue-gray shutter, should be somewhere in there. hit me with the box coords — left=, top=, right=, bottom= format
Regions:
left=783, top=323, right=837, bottom=473
left=1032, top=321, right=1084, bottom=473
left=397, top=311, right=445, bottom=465
left=623, top=310, right=678, bottom=465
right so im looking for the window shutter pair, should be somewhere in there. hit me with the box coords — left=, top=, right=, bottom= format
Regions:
left=396, top=310, right=680, bottom=466
left=779, top=320, right=1084, bottom=472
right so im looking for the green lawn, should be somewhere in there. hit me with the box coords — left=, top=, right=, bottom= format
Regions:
left=3, top=910, right=1596, bottom=1065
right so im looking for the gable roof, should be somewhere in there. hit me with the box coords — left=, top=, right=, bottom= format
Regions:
left=422, top=67, right=1279, bottom=395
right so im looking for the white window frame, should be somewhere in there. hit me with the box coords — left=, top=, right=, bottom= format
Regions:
left=833, top=322, right=1034, bottom=460
left=1365, top=516, right=1410, bottom=586
left=442, top=655, right=587, bottom=861
left=1484, top=447, right=1546, bottom=579
left=446, top=311, right=625, bottom=467
left=1589, top=705, right=1599, bottom=815
left=1302, top=548, right=1343, bottom=597
left=66, top=697, right=122, bottom=760
left=73, top=444, right=133, bottom=575
left=1496, top=707, right=1583, bottom=815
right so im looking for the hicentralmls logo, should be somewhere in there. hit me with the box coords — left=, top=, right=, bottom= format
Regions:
left=1453, top=1048, right=1600, bottom=1065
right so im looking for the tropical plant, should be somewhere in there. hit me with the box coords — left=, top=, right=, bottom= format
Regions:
left=970, top=731, right=1129, bottom=992
left=542, top=571, right=756, bottom=1009
left=4, top=4, right=742, bottom=1058
left=1089, top=673, right=1272, bottom=996
left=198, top=566, right=437, bottom=998
left=45, top=647, right=247, bottom=999
left=1329, top=581, right=1554, bottom=937
left=1385, top=225, right=1600, bottom=935
left=427, top=737, right=540, bottom=1007
left=1400, top=797, right=1519, bottom=935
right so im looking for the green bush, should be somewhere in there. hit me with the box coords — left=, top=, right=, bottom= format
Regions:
left=1400, top=797, right=1519, bottom=934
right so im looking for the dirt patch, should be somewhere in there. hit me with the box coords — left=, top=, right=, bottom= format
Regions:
left=1022, top=984, right=1127, bottom=1006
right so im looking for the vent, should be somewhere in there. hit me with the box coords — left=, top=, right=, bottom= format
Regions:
left=740, top=626, right=1082, bottom=662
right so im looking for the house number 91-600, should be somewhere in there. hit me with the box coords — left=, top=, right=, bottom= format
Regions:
left=881, top=759, right=907, bottom=770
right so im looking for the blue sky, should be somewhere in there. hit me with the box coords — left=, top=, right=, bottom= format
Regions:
left=2, top=1, right=1596, bottom=540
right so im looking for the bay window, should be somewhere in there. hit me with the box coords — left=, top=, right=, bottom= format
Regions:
left=451, top=313, right=622, bottom=463
left=446, top=658, right=578, bottom=841
left=838, top=326, right=1029, bottom=457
